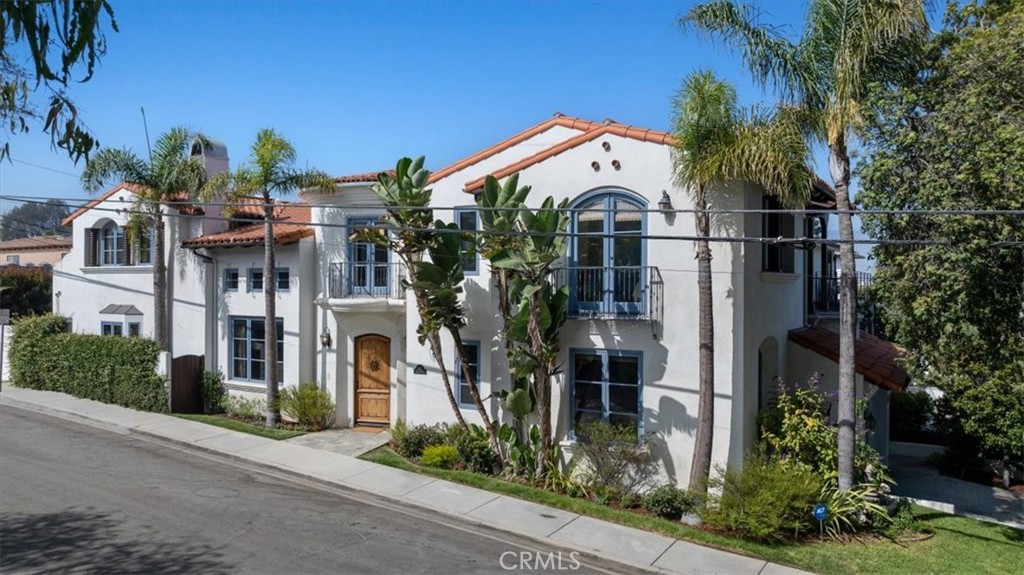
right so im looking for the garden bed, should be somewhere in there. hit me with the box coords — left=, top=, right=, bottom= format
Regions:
left=174, top=413, right=307, bottom=440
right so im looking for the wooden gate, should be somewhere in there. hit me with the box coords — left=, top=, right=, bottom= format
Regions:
left=170, top=354, right=204, bottom=414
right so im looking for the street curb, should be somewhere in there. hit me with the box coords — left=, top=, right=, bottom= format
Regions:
left=1, top=396, right=672, bottom=575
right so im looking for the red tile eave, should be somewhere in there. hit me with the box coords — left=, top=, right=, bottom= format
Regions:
left=788, top=326, right=909, bottom=392
left=0, top=235, right=72, bottom=252
left=334, top=170, right=394, bottom=184
left=62, top=182, right=203, bottom=226
left=429, top=114, right=605, bottom=185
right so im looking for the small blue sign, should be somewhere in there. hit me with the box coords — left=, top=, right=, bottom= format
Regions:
left=813, top=503, right=829, bottom=522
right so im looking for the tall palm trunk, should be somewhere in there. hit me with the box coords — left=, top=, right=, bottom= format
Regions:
left=449, top=329, right=502, bottom=455
left=264, top=198, right=280, bottom=428
left=829, top=140, right=857, bottom=491
left=689, top=183, right=715, bottom=491
left=153, top=211, right=168, bottom=351
left=526, top=289, right=552, bottom=476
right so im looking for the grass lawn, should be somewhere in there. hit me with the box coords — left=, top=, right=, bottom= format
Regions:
left=361, top=446, right=1024, bottom=575
left=174, top=414, right=307, bottom=441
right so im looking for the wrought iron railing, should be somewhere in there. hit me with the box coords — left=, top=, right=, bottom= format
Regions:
left=552, top=266, right=663, bottom=322
left=328, top=261, right=406, bottom=299
left=809, top=273, right=873, bottom=314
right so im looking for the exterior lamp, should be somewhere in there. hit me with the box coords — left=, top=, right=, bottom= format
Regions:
left=320, top=328, right=332, bottom=348
left=658, top=190, right=673, bottom=213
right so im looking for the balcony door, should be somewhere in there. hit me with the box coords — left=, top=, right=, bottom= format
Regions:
left=572, top=192, right=645, bottom=315
left=349, top=218, right=390, bottom=296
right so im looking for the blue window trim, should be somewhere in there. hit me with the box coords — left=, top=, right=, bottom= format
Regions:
left=100, top=321, right=123, bottom=336
left=224, top=268, right=239, bottom=292
left=134, top=226, right=155, bottom=265
left=347, top=217, right=390, bottom=295
left=454, top=207, right=479, bottom=275
left=99, top=221, right=123, bottom=267
left=567, top=188, right=648, bottom=316
left=455, top=339, right=481, bottom=408
left=568, top=348, right=644, bottom=439
left=229, top=316, right=284, bottom=384
left=276, top=267, right=290, bottom=292
left=247, top=268, right=264, bottom=292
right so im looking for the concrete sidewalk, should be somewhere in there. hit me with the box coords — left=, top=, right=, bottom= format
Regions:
left=0, top=387, right=811, bottom=575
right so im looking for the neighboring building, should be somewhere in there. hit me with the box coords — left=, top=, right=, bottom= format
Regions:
left=0, top=234, right=72, bottom=266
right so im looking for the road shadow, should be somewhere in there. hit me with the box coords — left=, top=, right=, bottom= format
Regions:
left=0, top=507, right=232, bottom=574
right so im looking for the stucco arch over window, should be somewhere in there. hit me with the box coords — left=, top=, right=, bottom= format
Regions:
left=567, top=188, right=648, bottom=316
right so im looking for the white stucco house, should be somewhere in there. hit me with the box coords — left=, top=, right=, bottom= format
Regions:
left=52, top=114, right=907, bottom=486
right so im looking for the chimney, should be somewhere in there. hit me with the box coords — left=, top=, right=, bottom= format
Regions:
left=190, top=136, right=230, bottom=179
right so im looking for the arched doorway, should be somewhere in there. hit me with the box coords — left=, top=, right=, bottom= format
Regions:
left=354, top=334, right=390, bottom=425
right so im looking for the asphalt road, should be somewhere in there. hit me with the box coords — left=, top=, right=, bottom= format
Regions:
left=0, top=405, right=639, bottom=575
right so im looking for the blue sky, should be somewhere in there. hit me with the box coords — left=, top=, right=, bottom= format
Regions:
left=2, top=0, right=828, bottom=205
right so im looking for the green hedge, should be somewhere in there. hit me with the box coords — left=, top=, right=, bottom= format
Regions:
left=10, top=314, right=168, bottom=413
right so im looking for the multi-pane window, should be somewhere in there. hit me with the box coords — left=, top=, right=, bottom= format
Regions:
left=100, top=222, right=123, bottom=266
left=135, top=227, right=155, bottom=265
left=571, top=349, right=642, bottom=437
left=224, top=268, right=239, bottom=291
left=762, top=195, right=795, bottom=273
left=128, top=322, right=141, bottom=337
left=248, top=268, right=264, bottom=292
left=101, top=322, right=123, bottom=336
left=6, top=255, right=19, bottom=264
left=230, top=316, right=284, bottom=383
left=456, top=340, right=481, bottom=407
left=276, top=268, right=290, bottom=291
left=570, top=193, right=645, bottom=315
left=455, top=208, right=478, bottom=274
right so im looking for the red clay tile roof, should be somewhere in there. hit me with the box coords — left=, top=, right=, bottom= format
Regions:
left=428, top=113, right=603, bottom=184
left=0, top=234, right=72, bottom=252
left=62, top=182, right=203, bottom=226
left=180, top=203, right=313, bottom=248
left=789, top=325, right=910, bottom=392
left=456, top=115, right=834, bottom=201
left=335, top=170, right=394, bottom=184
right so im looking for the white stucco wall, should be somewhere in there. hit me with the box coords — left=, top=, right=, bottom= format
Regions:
left=53, top=187, right=206, bottom=357
left=209, top=241, right=314, bottom=395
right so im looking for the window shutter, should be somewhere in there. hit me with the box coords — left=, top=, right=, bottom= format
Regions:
left=85, top=228, right=98, bottom=267
left=120, top=226, right=130, bottom=265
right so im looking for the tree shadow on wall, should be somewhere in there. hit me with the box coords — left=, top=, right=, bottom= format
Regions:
left=0, top=507, right=232, bottom=574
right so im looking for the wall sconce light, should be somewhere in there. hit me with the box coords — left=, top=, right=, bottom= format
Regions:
left=319, top=328, right=332, bottom=348
left=414, top=364, right=427, bottom=375
left=658, top=190, right=673, bottom=213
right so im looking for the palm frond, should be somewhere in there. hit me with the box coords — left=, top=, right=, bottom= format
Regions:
left=681, top=1, right=813, bottom=103
left=80, top=148, right=149, bottom=194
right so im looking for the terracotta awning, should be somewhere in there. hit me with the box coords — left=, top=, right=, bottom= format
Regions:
left=789, top=325, right=909, bottom=392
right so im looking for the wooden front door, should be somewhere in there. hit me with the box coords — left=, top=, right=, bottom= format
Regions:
left=354, top=335, right=390, bottom=425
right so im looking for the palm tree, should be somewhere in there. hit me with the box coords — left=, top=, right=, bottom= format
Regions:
left=205, top=129, right=332, bottom=427
left=81, top=127, right=207, bottom=351
left=682, top=0, right=927, bottom=490
left=671, top=70, right=813, bottom=491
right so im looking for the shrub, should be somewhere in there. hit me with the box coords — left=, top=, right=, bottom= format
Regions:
left=642, top=485, right=697, bottom=520
left=10, top=315, right=167, bottom=412
left=449, top=424, right=498, bottom=475
left=278, top=382, right=335, bottom=430
left=421, top=444, right=459, bottom=469
left=9, top=314, right=69, bottom=389
left=759, top=373, right=891, bottom=486
left=818, top=481, right=889, bottom=538
left=202, top=370, right=227, bottom=414
left=701, top=455, right=822, bottom=542
left=396, top=423, right=447, bottom=458
left=391, top=418, right=409, bottom=448
left=225, top=395, right=266, bottom=421
left=574, top=421, right=657, bottom=503
left=884, top=499, right=924, bottom=539
left=890, top=390, right=938, bottom=443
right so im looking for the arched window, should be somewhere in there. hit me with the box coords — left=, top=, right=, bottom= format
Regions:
left=569, top=190, right=646, bottom=315
left=99, top=221, right=123, bottom=266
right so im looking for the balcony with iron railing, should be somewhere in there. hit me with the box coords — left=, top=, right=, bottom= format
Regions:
left=326, top=261, right=407, bottom=312
left=552, top=266, right=663, bottom=323
left=808, top=272, right=873, bottom=315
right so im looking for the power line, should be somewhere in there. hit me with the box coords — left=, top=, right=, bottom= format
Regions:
left=4, top=193, right=1024, bottom=217
left=9, top=159, right=80, bottom=178
left=9, top=194, right=1024, bottom=248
